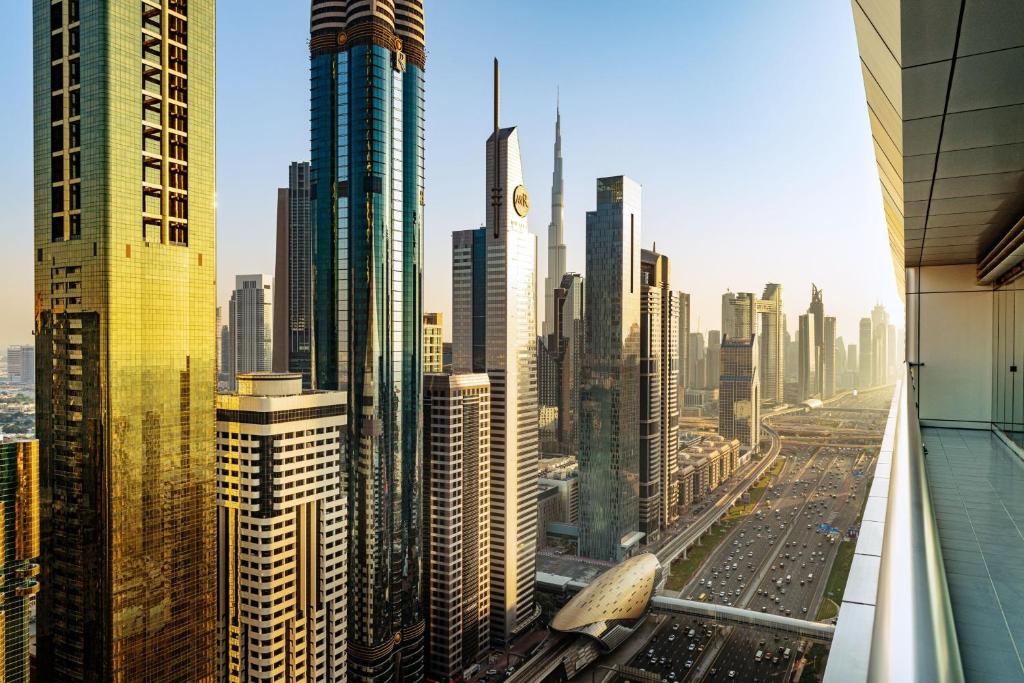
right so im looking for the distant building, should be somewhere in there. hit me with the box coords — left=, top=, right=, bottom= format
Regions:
left=798, top=313, right=817, bottom=401
left=422, top=374, right=491, bottom=680
left=688, top=332, right=706, bottom=389
left=719, top=336, right=761, bottom=452
left=707, top=330, right=722, bottom=391
left=228, top=274, right=273, bottom=390
left=758, top=284, right=785, bottom=405
left=538, top=456, right=580, bottom=528
left=215, top=373, right=347, bottom=682
left=5, top=346, right=34, bottom=386
left=871, top=305, right=889, bottom=386
left=823, top=316, right=837, bottom=399
left=579, top=175, right=642, bottom=562
left=424, top=312, right=444, bottom=374
left=540, top=273, right=585, bottom=454
left=676, top=436, right=741, bottom=509
left=678, top=292, right=691, bottom=405
left=272, top=162, right=313, bottom=386
left=859, top=318, right=873, bottom=388
left=0, top=439, right=39, bottom=683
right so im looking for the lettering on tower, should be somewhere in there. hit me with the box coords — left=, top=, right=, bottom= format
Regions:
left=513, top=184, right=530, bottom=217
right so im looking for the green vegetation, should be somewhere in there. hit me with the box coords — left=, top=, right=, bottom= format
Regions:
left=665, top=457, right=786, bottom=592
left=818, top=538, right=857, bottom=618
left=799, top=643, right=829, bottom=682
left=816, top=597, right=839, bottom=621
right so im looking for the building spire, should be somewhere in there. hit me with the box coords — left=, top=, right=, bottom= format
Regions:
left=543, top=92, right=568, bottom=337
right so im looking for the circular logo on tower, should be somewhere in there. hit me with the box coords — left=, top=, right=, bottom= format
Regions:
left=337, top=32, right=348, bottom=47
left=513, top=185, right=530, bottom=217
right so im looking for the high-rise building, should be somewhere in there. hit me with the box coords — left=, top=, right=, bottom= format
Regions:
left=798, top=313, right=818, bottom=401
left=707, top=330, right=722, bottom=391
left=783, top=317, right=798, bottom=384
left=0, top=439, right=39, bottom=683
left=215, top=374, right=347, bottom=682
left=220, top=323, right=232, bottom=385
left=859, top=318, right=873, bottom=389
left=579, top=175, right=642, bottom=561
left=228, top=274, right=274, bottom=389
left=887, top=323, right=897, bottom=384
left=543, top=100, right=567, bottom=340
left=4, top=346, right=34, bottom=385
left=688, top=331, right=706, bottom=389
left=541, top=272, right=585, bottom=455
left=640, top=248, right=680, bottom=538
left=809, top=285, right=825, bottom=395
left=823, top=316, right=837, bottom=399
left=678, top=292, right=691, bottom=403
left=722, top=291, right=756, bottom=339
left=871, top=304, right=889, bottom=387
left=450, top=61, right=539, bottom=645
left=309, top=2, right=427, bottom=678
left=758, top=284, right=785, bottom=404
left=34, top=0, right=217, bottom=677
left=836, top=335, right=847, bottom=379
left=719, top=335, right=760, bottom=451
left=424, top=312, right=444, bottom=373
left=216, top=306, right=224, bottom=377
left=273, top=162, right=314, bottom=385
left=422, top=374, right=491, bottom=680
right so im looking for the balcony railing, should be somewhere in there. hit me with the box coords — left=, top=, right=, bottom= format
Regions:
left=823, top=373, right=964, bottom=682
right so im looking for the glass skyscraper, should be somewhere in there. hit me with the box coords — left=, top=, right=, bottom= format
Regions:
left=309, top=1, right=426, bottom=679
left=0, top=440, right=39, bottom=683
left=33, top=0, right=217, bottom=679
left=579, top=175, right=642, bottom=562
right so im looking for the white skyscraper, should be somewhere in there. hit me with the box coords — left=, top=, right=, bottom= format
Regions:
left=228, top=274, right=273, bottom=389
left=451, top=61, right=539, bottom=645
left=216, top=373, right=347, bottom=682
left=543, top=100, right=567, bottom=339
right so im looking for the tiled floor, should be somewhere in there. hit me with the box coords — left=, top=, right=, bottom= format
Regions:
left=924, top=428, right=1024, bottom=682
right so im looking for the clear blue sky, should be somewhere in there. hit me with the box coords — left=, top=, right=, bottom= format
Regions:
left=0, top=1, right=902, bottom=351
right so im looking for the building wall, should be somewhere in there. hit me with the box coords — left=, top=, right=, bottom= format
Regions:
left=639, top=270, right=663, bottom=543
left=229, top=274, right=273, bottom=389
left=908, top=265, right=993, bottom=427
left=424, top=312, right=444, bottom=373
left=0, top=440, right=39, bottom=683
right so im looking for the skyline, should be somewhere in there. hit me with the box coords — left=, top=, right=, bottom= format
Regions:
left=0, top=1, right=901, bottom=351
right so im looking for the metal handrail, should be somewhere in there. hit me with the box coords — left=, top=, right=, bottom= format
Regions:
left=867, top=374, right=964, bottom=682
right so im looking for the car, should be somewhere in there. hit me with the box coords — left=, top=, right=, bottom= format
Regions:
left=669, top=635, right=676, bottom=642
left=688, top=643, right=695, bottom=652
left=505, top=667, right=516, bottom=676
left=673, top=623, right=680, bottom=631
left=486, top=670, right=498, bottom=676
left=728, top=671, right=737, bottom=679
left=802, top=607, right=808, bottom=613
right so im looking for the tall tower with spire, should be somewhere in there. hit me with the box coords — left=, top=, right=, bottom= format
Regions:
left=543, top=98, right=567, bottom=338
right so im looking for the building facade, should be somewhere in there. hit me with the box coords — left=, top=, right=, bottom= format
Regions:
left=309, top=1, right=427, bottom=678
left=678, top=292, right=691, bottom=404
left=33, top=0, right=217, bottom=678
left=758, top=283, right=784, bottom=404
left=424, top=312, right=444, bottom=374
left=216, top=374, right=347, bottom=682
left=871, top=305, right=889, bottom=387
left=719, top=336, right=760, bottom=451
left=578, top=176, right=642, bottom=561
left=450, top=61, right=539, bottom=645
left=228, top=274, right=274, bottom=389
left=543, top=102, right=567, bottom=340
left=4, top=347, right=34, bottom=386
left=859, top=317, right=873, bottom=389
left=798, top=313, right=817, bottom=401
left=272, top=162, right=314, bottom=385
left=422, top=374, right=491, bottom=680
left=544, top=272, right=585, bottom=455
left=0, top=440, right=39, bottom=683
left=823, top=316, right=837, bottom=399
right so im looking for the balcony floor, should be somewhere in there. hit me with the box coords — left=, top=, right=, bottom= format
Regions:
left=924, top=427, right=1024, bottom=682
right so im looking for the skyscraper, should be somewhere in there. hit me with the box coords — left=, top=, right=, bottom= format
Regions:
left=798, top=313, right=817, bottom=401
left=216, top=373, right=348, bottom=682
left=640, top=248, right=680, bottom=538
left=719, top=335, right=760, bottom=451
left=758, top=283, right=785, bottom=404
left=707, top=330, right=722, bottom=391
left=424, top=312, right=444, bottom=373
left=450, top=61, right=539, bottom=645
left=722, top=291, right=756, bottom=339
left=0, top=439, right=39, bottom=683
left=228, top=274, right=274, bottom=389
left=273, top=162, right=314, bottom=385
left=542, top=272, right=585, bottom=455
left=859, top=318, right=873, bottom=388
left=4, top=346, right=34, bottom=386
left=34, top=1, right=217, bottom=678
left=871, top=304, right=889, bottom=387
left=579, top=175, right=642, bottom=561
left=809, top=285, right=825, bottom=395
left=309, top=2, right=427, bottom=678
left=678, top=292, right=691, bottom=404
left=543, top=99, right=566, bottom=340
left=823, top=316, right=837, bottom=399
left=422, top=374, right=491, bottom=680
left=688, top=331, right=706, bottom=390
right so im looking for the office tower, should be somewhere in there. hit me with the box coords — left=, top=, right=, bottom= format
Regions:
left=783, top=317, right=798, bottom=383
left=859, top=318, right=873, bottom=388
left=847, top=342, right=858, bottom=376
left=216, top=306, right=224, bottom=376
left=809, top=285, right=825, bottom=395
left=216, top=374, right=347, bottom=682
left=719, top=335, right=761, bottom=451
left=887, top=323, right=897, bottom=383
left=640, top=249, right=680, bottom=537
left=678, top=292, right=691, bottom=402
left=758, top=283, right=784, bottom=404
left=424, top=312, right=444, bottom=374
left=688, top=332, right=706, bottom=389
left=422, top=374, right=491, bottom=680
left=541, top=272, right=585, bottom=454
left=543, top=100, right=567, bottom=339
left=722, top=291, right=756, bottom=339
left=798, top=313, right=817, bottom=400
left=836, top=335, right=847, bottom=378
left=228, top=274, right=274, bottom=389
left=450, top=61, right=539, bottom=645
left=871, top=304, right=889, bottom=387
left=34, top=0, right=216, bottom=678
left=823, top=316, right=837, bottom=398
left=309, top=1, right=427, bottom=678
left=220, top=323, right=232, bottom=384
left=0, top=440, right=39, bottom=683
left=707, top=330, right=722, bottom=391
left=273, top=162, right=314, bottom=384
left=4, top=346, right=34, bottom=385
left=578, top=175, right=642, bottom=562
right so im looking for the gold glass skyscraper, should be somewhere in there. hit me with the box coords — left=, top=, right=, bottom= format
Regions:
left=33, top=0, right=217, bottom=679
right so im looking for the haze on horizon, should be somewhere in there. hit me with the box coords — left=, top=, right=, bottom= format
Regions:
left=0, top=1, right=902, bottom=351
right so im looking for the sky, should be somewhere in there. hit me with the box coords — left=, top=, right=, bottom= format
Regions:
left=0, top=1, right=902, bottom=352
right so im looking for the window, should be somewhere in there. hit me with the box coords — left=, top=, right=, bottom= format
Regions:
left=51, top=155, right=64, bottom=183
left=50, top=33, right=62, bottom=62
left=51, top=186, right=64, bottom=213
left=70, top=214, right=81, bottom=239
left=51, top=124, right=63, bottom=152
left=51, top=63, right=63, bottom=91
left=51, top=217, right=64, bottom=242
left=51, top=94, right=63, bottom=123
left=50, top=2, right=63, bottom=31
left=69, top=58, right=79, bottom=86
